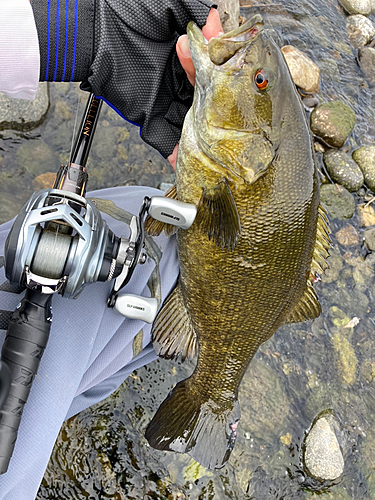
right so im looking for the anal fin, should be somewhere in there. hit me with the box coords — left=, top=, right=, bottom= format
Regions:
left=152, top=280, right=197, bottom=362
left=145, top=184, right=178, bottom=237
left=196, top=179, right=240, bottom=250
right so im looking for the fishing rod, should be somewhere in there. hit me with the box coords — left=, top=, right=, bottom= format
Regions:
left=0, top=93, right=196, bottom=474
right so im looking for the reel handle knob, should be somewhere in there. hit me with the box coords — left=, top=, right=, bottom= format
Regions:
left=113, top=294, right=158, bottom=324
left=148, top=197, right=197, bottom=229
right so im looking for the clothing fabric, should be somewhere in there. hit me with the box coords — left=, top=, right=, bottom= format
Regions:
left=0, top=0, right=40, bottom=100
left=31, top=0, right=214, bottom=158
left=0, top=186, right=179, bottom=499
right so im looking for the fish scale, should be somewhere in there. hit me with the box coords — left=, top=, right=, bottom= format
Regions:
left=144, top=14, right=331, bottom=469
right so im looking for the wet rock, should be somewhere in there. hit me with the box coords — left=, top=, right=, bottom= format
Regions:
left=338, top=0, right=372, bottom=15
left=310, top=101, right=356, bottom=149
left=334, top=224, right=359, bottom=246
left=352, top=145, right=375, bottom=190
left=304, top=412, right=344, bottom=481
left=332, top=333, right=358, bottom=386
left=358, top=46, right=375, bottom=85
left=357, top=202, right=375, bottom=226
left=323, top=150, right=364, bottom=192
left=32, top=172, right=56, bottom=190
left=303, top=96, right=319, bottom=110
left=239, top=360, right=289, bottom=441
left=320, top=184, right=356, bottom=220
left=0, top=83, right=49, bottom=131
left=364, top=227, right=375, bottom=250
left=54, top=100, right=73, bottom=121
left=281, top=45, right=320, bottom=94
left=16, top=140, right=56, bottom=178
left=346, top=15, right=375, bottom=48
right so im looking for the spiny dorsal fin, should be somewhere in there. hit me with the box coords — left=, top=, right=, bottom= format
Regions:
left=145, top=184, right=178, bottom=237
left=285, top=205, right=332, bottom=324
left=152, top=280, right=197, bottom=362
left=195, top=179, right=240, bottom=250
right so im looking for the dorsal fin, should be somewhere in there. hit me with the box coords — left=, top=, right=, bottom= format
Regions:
left=195, top=179, right=241, bottom=250
left=285, top=205, right=332, bottom=323
left=145, top=184, right=178, bottom=237
left=152, top=280, right=197, bottom=362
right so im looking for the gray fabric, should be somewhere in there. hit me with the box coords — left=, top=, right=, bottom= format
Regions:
left=0, top=186, right=179, bottom=499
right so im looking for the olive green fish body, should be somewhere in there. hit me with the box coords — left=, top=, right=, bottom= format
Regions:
left=145, top=16, right=329, bottom=469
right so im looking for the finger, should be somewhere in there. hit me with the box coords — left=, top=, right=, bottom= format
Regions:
left=176, top=35, right=195, bottom=86
left=176, top=8, right=224, bottom=88
left=167, top=143, right=178, bottom=171
left=202, top=8, right=224, bottom=40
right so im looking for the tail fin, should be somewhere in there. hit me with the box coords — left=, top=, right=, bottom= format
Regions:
left=145, top=380, right=240, bottom=469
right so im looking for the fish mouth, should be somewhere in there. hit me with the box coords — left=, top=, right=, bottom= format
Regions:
left=208, top=15, right=264, bottom=65
left=187, top=15, right=264, bottom=66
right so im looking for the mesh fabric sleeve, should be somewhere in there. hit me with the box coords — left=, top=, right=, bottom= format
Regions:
left=31, top=0, right=215, bottom=157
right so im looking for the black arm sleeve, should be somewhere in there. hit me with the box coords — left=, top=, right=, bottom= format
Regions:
left=31, top=0, right=214, bottom=158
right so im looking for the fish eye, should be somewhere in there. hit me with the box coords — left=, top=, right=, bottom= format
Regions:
left=254, top=69, right=269, bottom=90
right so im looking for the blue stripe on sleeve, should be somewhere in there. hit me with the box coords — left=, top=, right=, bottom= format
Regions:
left=70, top=0, right=78, bottom=81
left=45, top=0, right=52, bottom=80
left=62, top=0, right=69, bottom=80
left=53, top=0, right=60, bottom=81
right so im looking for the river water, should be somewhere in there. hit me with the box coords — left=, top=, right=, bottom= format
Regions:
left=1, top=0, right=375, bottom=498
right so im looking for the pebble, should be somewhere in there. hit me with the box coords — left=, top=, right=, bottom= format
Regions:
left=281, top=45, right=320, bottom=94
left=346, top=15, right=375, bottom=48
left=358, top=46, right=375, bottom=85
left=335, top=224, right=359, bottom=246
left=352, top=145, right=375, bottom=191
left=320, top=184, right=356, bottom=220
left=338, top=0, right=372, bottom=15
left=364, top=227, right=375, bottom=250
left=0, top=83, right=49, bottom=132
left=323, top=149, right=364, bottom=192
left=32, top=172, right=57, bottom=190
left=303, top=96, right=319, bottom=111
left=310, top=101, right=357, bottom=149
left=358, top=203, right=375, bottom=226
left=304, top=413, right=344, bottom=481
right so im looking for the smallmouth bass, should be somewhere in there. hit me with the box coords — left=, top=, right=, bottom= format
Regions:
left=145, top=15, right=331, bottom=469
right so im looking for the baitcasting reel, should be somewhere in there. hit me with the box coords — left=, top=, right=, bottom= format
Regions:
left=0, top=93, right=196, bottom=474
left=4, top=184, right=196, bottom=322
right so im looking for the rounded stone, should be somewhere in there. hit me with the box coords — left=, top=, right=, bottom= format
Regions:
left=352, top=145, right=375, bottom=191
left=346, top=15, right=375, bottom=48
left=0, top=83, right=49, bottom=132
left=358, top=47, right=375, bottom=86
left=335, top=224, right=359, bottom=246
left=310, top=101, right=357, bottom=149
left=364, top=227, right=375, bottom=250
left=323, top=149, right=364, bottom=192
left=320, top=184, right=356, bottom=220
left=304, top=413, right=344, bottom=481
left=338, top=0, right=371, bottom=15
left=281, top=45, right=320, bottom=94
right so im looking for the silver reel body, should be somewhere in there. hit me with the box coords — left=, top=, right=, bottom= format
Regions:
left=5, top=188, right=111, bottom=299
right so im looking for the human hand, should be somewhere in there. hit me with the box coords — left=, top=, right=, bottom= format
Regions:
left=167, top=8, right=223, bottom=170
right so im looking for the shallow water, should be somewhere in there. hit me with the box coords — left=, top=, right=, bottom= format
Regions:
left=1, top=0, right=375, bottom=498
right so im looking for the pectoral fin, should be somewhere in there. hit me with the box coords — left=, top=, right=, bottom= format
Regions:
left=196, top=179, right=241, bottom=250
left=145, top=184, right=178, bottom=236
left=285, top=205, right=332, bottom=324
left=152, top=280, right=197, bottom=362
